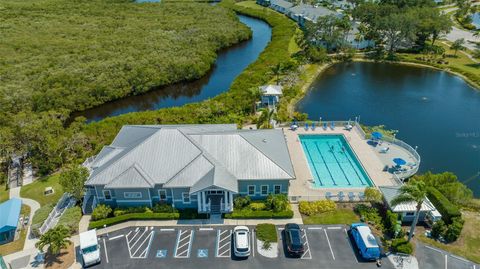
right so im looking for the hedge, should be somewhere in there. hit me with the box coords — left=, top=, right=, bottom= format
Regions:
left=224, top=209, right=293, bottom=219
left=391, top=238, right=413, bottom=255
left=427, top=187, right=461, bottom=224
left=89, top=212, right=179, bottom=229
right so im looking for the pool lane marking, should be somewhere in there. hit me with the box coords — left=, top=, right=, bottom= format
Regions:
left=103, top=238, right=109, bottom=263
left=337, top=141, right=365, bottom=185
left=302, top=141, right=324, bottom=186
left=314, top=142, right=337, bottom=186
left=324, top=229, right=335, bottom=260
left=324, top=141, right=350, bottom=185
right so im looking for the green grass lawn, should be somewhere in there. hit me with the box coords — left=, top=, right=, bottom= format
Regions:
left=20, top=174, right=63, bottom=206
left=0, top=186, right=8, bottom=203
left=0, top=205, right=30, bottom=256
left=418, top=211, right=480, bottom=264
left=256, top=223, right=278, bottom=242
left=302, top=208, right=360, bottom=225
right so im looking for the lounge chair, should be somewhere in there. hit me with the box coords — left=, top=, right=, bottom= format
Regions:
left=326, top=192, right=332, bottom=200
left=379, top=147, right=390, bottom=153
left=330, top=122, right=335, bottom=130
left=348, top=192, right=355, bottom=201
left=323, top=122, right=328, bottom=130
left=407, top=162, right=417, bottom=168
left=358, top=192, right=365, bottom=201
left=311, top=122, right=316, bottom=131
left=305, top=123, right=309, bottom=130
left=345, top=124, right=353, bottom=131
left=338, top=191, right=345, bottom=201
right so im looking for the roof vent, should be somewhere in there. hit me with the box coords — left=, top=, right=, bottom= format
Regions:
left=262, top=139, right=267, bottom=143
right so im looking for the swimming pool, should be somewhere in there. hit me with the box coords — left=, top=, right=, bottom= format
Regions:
left=300, top=135, right=373, bottom=188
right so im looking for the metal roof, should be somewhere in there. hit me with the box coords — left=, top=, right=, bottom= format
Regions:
left=289, top=4, right=341, bottom=22
left=270, top=0, right=294, bottom=9
left=260, top=85, right=283, bottom=96
left=379, top=186, right=437, bottom=212
left=0, top=198, right=21, bottom=233
left=86, top=125, right=294, bottom=192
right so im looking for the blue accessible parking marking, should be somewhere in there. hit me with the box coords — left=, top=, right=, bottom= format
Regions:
left=197, top=249, right=208, bottom=258
left=156, top=250, right=167, bottom=258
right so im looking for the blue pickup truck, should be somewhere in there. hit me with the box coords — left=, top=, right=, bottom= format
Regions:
left=350, top=223, right=381, bottom=260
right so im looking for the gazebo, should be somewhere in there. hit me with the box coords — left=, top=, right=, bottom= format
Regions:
left=259, top=84, right=283, bottom=108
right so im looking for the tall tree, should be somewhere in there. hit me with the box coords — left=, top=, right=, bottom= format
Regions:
left=246, top=86, right=262, bottom=113
left=256, top=108, right=276, bottom=129
left=36, top=225, right=72, bottom=255
left=391, top=180, right=428, bottom=242
left=270, top=63, right=285, bottom=85
left=451, top=38, right=466, bottom=56
left=59, top=165, right=89, bottom=201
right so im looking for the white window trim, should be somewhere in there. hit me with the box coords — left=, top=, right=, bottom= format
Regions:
left=158, top=189, right=168, bottom=201
left=274, top=185, right=282, bottom=194
left=182, top=192, right=191, bottom=204
left=247, top=185, right=256, bottom=196
left=261, top=185, right=269, bottom=196
left=103, top=190, right=112, bottom=201
left=124, top=192, right=142, bottom=199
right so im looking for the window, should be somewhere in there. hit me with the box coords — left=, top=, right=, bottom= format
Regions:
left=261, top=185, right=268, bottom=196
left=405, top=212, right=415, bottom=216
left=124, top=192, right=142, bottom=199
left=248, top=185, right=255, bottom=196
left=274, top=185, right=281, bottom=194
left=182, top=192, right=191, bottom=203
left=103, top=190, right=112, bottom=200
left=159, top=189, right=167, bottom=201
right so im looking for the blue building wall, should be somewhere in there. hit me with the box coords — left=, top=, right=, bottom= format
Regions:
left=237, top=180, right=289, bottom=200
left=0, top=229, right=15, bottom=245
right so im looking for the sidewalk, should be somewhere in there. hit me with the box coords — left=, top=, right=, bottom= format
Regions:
left=9, top=187, right=40, bottom=250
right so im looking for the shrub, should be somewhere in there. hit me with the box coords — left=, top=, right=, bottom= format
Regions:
left=299, top=200, right=336, bottom=216
left=153, top=203, right=177, bottom=213
left=391, top=238, right=413, bottom=254
left=178, top=208, right=208, bottom=219
left=250, top=202, right=267, bottom=211
left=92, top=204, right=112, bottom=221
left=234, top=196, right=251, bottom=210
left=224, top=209, right=293, bottom=219
left=364, top=187, right=383, bottom=203
left=354, top=204, right=383, bottom=230
left=385, top=210, right=400, bottom=237
left=444, top=217, right=464, bottom=242
left=256, top=223, right=277, bottom=243
left=89, top=212, right=180, bottom=229
left=265, top=194, right=288, bottom=212
left=427, top=187, right=461, bottom=224
left=58, top=206, right=82, bottom=235
left=431, top=220, right=447, bottom=240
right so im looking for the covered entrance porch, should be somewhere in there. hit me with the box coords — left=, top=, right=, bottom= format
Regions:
left=196, top=189, right=234, bottom=214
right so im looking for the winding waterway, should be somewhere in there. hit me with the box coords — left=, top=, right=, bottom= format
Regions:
left=74, top=15, right=272, bottom=122
left=297, top=62, right=480, bottom=196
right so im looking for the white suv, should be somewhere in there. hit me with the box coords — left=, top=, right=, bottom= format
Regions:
left=233, top=226, right=251, bottom=257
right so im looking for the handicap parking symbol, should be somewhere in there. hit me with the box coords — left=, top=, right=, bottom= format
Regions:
left=156, top=250, right=167, bottom=258
left=197, top=249, right=208, bottom=258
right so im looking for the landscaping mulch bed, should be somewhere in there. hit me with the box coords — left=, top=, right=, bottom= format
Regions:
left=44, top=243, right=75, bottom=269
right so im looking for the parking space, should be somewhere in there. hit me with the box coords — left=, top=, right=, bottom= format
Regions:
left=125, top=227, right=155, bottom=259
left=174, top=229, right=194, bottom=258
left=190, top=227, right=216, bottom=259
left=418, top=244, right=478, bottom=269
left=149, top=228, right=177, bottom=260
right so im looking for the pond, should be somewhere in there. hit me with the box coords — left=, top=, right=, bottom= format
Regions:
left=297, top=62, right=480, bottom=196
left=74, top=14, right=272, bottom=122
left=471, top=12, right=480, bottom=29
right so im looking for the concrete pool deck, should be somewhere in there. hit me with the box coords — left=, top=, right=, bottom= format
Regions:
left=281, top=125, right=417, bottom=201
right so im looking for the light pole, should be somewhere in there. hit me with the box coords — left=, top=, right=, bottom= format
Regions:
left=104, top=224, right=108, bottom=238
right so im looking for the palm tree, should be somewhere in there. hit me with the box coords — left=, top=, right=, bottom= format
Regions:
left=247, top=86, right=262, bottom=113
left=256, top=108, right=275, bottom=129
left=451, top=38, right=466, bottom=56
left=391, top=180, right=428, bottom=242
left=270, top=63, right=284, bottom=85
left=36, top=225, right=72, bottom=255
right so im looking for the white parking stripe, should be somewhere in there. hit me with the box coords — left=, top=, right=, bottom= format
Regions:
left=425, top=245, right=443, bottom=254
left=174, top=229, right=194, bottom=258
left=301, top=229, right=312, bottom=260
left=103, top=238, right=109, bottom=263
left=307, top=227, right=322, bottom=230
left=109, top=234, right=124, bottom=241
left=445, top=254, right=448, bottom=269
left=450, top=254, right=470, bottom=263
left=324, top=229, right=335, bottom=260
left=327, top=227, right=342, bottom=230
left=199, top=228, right=214, bottom=231
left=160, top=228, right=175, bottom=232
left=251, top=230, right=255, bottom=257
left=216, top=229, right=232, bottom=258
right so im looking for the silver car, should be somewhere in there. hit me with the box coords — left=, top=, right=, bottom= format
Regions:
left=233, top=226, right=251, bottom=257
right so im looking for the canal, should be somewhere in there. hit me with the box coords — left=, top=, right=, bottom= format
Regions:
left=297, top=62, right=480, bottom=195
left=74, top=14, right=272, bottom=122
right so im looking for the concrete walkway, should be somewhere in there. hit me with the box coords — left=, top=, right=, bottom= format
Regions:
left=9, top=187, right=40, bottom=250
left=387, top=254, right=419, bottom=269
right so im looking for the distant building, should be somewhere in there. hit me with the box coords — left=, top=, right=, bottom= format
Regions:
left=256, top=0, right=271, bottom=7
left=269, top=0, right=294, bottom=14
left=346, top=21, right=375, bottom=49
left=288, top=4, right=341, bottom=26
left=259, top=84, right=283, bottom=108
left=0, top=198, right=22, bottom=245
left=379, top=186, right=441, bottom=224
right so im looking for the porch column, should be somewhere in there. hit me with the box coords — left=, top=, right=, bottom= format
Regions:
left=197, top=193, right=201, bottom=212
left=223, top=191, right=228, bottom=210
left=229, top=192, right=233, bottom=211
left=201, top=191, right=206, bottom=212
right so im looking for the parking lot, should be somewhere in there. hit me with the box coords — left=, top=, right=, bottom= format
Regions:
left=416, top=243, right=478, bottom=269
left=89, top=225, right=396, bottom=269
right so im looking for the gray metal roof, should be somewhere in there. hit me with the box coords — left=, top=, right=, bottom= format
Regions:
left=379, top=186, right=436, bottom=213
left=289, top=4, right=341, bottom=22
left=270, top=0, right=294, bottom=9
left=86, top=125, right=294, bottom=193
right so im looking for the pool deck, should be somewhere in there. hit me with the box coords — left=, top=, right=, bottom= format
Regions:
left=282, top=125, right=416, bottom=201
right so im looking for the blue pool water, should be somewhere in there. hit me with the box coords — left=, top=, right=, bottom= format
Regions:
left=300, top=135, right=373, bottom=188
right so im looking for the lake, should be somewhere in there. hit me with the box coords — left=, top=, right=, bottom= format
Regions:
left=74, top=15, right=272, bottom=122
left=471, top=12, right=480, bottom=29
left=297, top=62, right=480, bottom=196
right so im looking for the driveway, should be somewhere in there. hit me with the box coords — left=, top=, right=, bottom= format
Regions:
left=416, top=242, right=479, bottom=269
